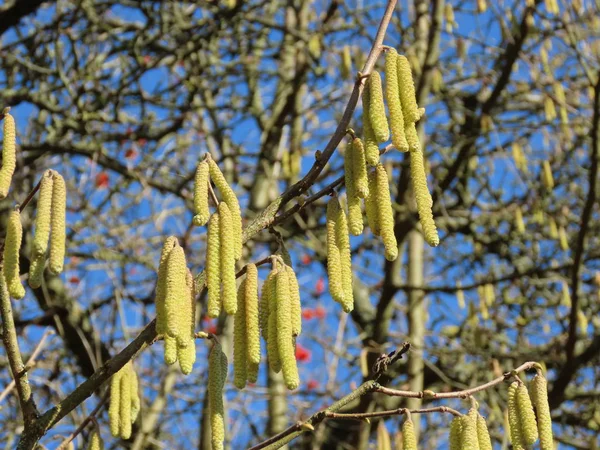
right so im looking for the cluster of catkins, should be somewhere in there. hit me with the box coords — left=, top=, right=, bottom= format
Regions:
left=109, top=362, right=140, bottom=440
left=2, top=111, right=67, bottom=298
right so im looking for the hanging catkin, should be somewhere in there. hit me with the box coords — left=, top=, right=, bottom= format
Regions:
left=49, top=171, right=66, bottom=274
left=267, top=268, right=281, bottom=373
left=326, top=198, right=345, bottom=304
left=344, top=141, right=363, bottom=236
left=531, top=374, right=553, bottom=449
left=260, top=270, right=275, bottom=340
left=0, top=110, right=16, bottom=200
left=275, top=268, right=299, bottom=390
left=541, top=160, right=554, bottom=190
left=87, top=427, right=104, bottom=450
left=109, top=364, right=139, bottom=439
left=516, top=382, right=539, bottom=445
left=375, top=164, right=398, bottom=261
left=156, top=237, right=177, bottom=337
left=365, top=169, right=380, bottom=236
left=508, top=382, right=525, bottom=450
left=401, top=418, right=417, bottom=450
left=285, top=265, right=302, bottom=337
left=165, top=244, right=188, bottom=344
left=385, top=49, right=409, bottom=152
left=362, top=82, right=380, bottom=166
left=351, top=138, right=369, bottom=198
left=368, top=72, right=389, bottom=143
left=219, top=202, right=237, bottom=315
left=32, top=171, right=54, bottom=258
left=130, top=367, right=140, bottom=423
left=397, top=55, right=420, bottom=123
left=178, top=338, right=196, bottom=375
left=207, top=212, right=222, bottom=318
left=245, top=264, right=260, bottom=381
left=178, top=271, right=196, bottom=374
left=405, top=122, right=421, bottom=153
left=449, top=416, right=463, bottom=450
left=164, top=335, right=177, bottom=365
left=334, top=202, right=354, bottom=313
left=476, top=412, right=493, bottom=450
left=377, top=422, right=391, bottom=450
left=3, top=210, right=25, bottom=299
left=208, top=159, right=242, bottom=260
left=28, top=254, right=45, bottom=289
left=234, top=279, right=248, bottom=389
left=410, top=150, right=439, bottom=247
left=209, top=343, right=227, bottom=450
left=193, top=161, right=210, bottom=226
left=461, top=410, right=479, bottom=450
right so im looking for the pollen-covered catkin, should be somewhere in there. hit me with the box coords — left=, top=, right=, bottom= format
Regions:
left=449, top=416, right=464, bottom=450
left=365, top=170, right=380, bottom=236
left=119, top=367, right=132, bottom=439
left=165, top=244, right=188, bottom=344
left=531, top=374, right=553, bottom=449
left=130, top=367, right=140, bottom=423
left=156, top=236, right=177, bottom=336
left=461, top=410, right=479, bottom=450
left=49, top=171, right=66, bottom=274
left=405, top=122, right=421, bottom=153
left=260, top=270, right=275, bottom=341
left=286, top=265, right=302, bottom=337
left=401, top=418, right=417, bottom=450
left=109, top=371, right=122, bottom=437
left=542, top=160, right=554, bottom=190
left=28, top=254, right=45, bottom=289
left=334, top=202, right=354, bottom=313
left=344, top=142, right=363, bottom=236
left=234, top=279, right=248, bottom=389
left=516, top=382, right=539, bottom=445
left=351, top=138, right=369, bottom=198
left=193, top=161, right=210, bottom=226
left=267, top=269, right=281, bottom=372
left=508, top=382, right=525, bottom=450
left=0, top=111, right=16, bottom=199
left=385, top=49, right=409, bottom=152
left=375, top=164, right=398, bottom=261
left=207, top=212, right=222, bottom=318
left=32, top=172, right=53, bottom=257
left=4, top=210, right=25, bottom=299
left=410, top=150, right=439, bottom=247
left=209, top=343, right=227, bottom=450
left=245, top=265, right=261, bottom=380
left=326, top=198, right=345, bottom=304
left=368, top=72, right=389, bottom=143
left=362, top=83, right=380, bottom=166
left=219, top=203, right=237, bottom=315
left=476, top=412, right=493, bottom=450
left=276, top=268, right=299, bottom=390
left=88, top=427, right=104, bottom=450
left=208, top=159, right=243, bottom=260
left=178, top=337, right=196, bottom=374
left=397, top=55, right=420, bottom=123
left=164, top=335, right=177, bottom=365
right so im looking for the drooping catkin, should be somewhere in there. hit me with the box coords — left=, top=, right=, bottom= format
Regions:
left=375, top=164, right=398, bottom=261
left=286, top=265, right=302, bottom=337
left=410, top=150, right=439, bottom=247
left=275, top=268, right=299, bottom=390
left=397, top=55, right=420, bottom=123
left=245, top=265, right=261, bottom=382
left=377, top=422, right=391, bottom=450
left=476, top=412, right=493, bottom=450
left=531, top=374, right=553, bottom=449
left=178, top=338, right=196, bottom=375
left=405, top=122, right=421, bottom=153
left=207, top=212, right=222, bottom=318
left=368, top=72, right=389, bottom=143
left=344, top=142, right=363, bottom=236
left=219, top=202, right=237, bottom=315
left=516, top=382, right=539, bottom=445
left=109, top=370, right=122, bottom=437
left=209, top=343, right=227, bottom=450
left=208, top=159, right=242, bottom=260
left=351, top=138, right=369, bottom=198
left=165, top=244, right=188, bottom=344
left=130, top=367, right=140, bottom=422
left=119, top=367, right=132, bottom=439
left=49, top=171, right=66, bottom=274
left=193, top=161, right=210, bottom=226
left=156, top=236, right=177, bottom=336
left=508, top=382, right=525, bottom=450
left=88, top=427, right=104, bottom=450
left=260, top=270, right=275, bottom=340
left=3, top=210, right=25, bottom=299
left=0, top=111, right=16, bottom=199
left=164, top=335, right=177, bottom=365
left=28, top=254, right=45, bottom=289
left=385, top=49, right=409, bottom=152
left=267, top=269, right=281, bottom=372
left=362, top=82, right=380, bottom=166
left=401, top=418, right=417, bottom=450
left=541, top=160, right=554, bottom=190
left=326, top=198, right=345, bottom=304
left=461, top=410, right=479, bottom=450
left=449, top=416, right=464, bottom=450
left=32, top=172, right=53, bottom=258
left=365, top=170, right=380, bottom=236
left=334, top=202, right=354, bottom=313
left=234, top=279, right=248, bottom=389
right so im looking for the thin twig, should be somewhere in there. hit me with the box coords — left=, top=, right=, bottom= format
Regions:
left=54, top=392, right=108, bottom=450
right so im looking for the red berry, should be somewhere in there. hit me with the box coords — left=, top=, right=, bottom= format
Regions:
left=69, top=276, right=80, bottom=284
left=207, top=324, right=218, bottom=334
left=95, top=172, right=109, bottom=189
left=306, top=379, right=319, bottom=390
left=315, top=277, right=325, bottom=295
left=301, top=308, right=315, bottom=320
left=301, top=254, right=311, bottom=265
left=125, top=148, right=138, bottom=159
left=314, top=305, right=326, bottom=319
left=295, top=343, right=311, bottom=362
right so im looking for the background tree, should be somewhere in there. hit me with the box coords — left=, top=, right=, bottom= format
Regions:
left=0, top=0, right=599, bottom=449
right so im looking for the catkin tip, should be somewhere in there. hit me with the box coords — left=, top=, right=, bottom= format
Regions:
left=49, top=171, right=67, bottom=274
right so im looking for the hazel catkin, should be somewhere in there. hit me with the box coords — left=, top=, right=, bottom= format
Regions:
left=178, top=337, right=196, bottom=375
left=368, top=71, right=389, bottom=143
left=276, top=268, right=299, bottom=389
left=119, top=368, right=132, bottom=439
left=334, top=202, right=354, bottom=313
left=542, top=160, right=554, bottom=190
left=260, top=270, right=275, bottom=341
left=109, top=370, right=122, bottom=437
left=164, top=335, right=177, bottom=365
left=3, top=210, right=25, bottom=299
left=461, top=410, right=479, bottom=450
left=234, top=279, right=248, bottom=389
left=351, top=137, right=369, bottom=198
left=516, top=382, right=539, bottom=445
left=88, top=427, right=104, bottom=450
left=245, top=264, right=261, bottom=379
left=508, top=382, right=525, bottom=450
left=410, top=150, right=439, bottom=247
left=32, top=171, right=54, bottom=258
left=476, top=412, right=493, bottom=450
left=207, top=212, right=222, bottom=318
left=326, top=198, right=345, bottom=304
left=397, top=55, right=420, bottom=123
left=209, top=343, right=227, bottom=450
left=531, top=374, right=553, bottom=450
left=375, top=164, right=398, bottom=261
left=28, top=254, right=45, bottom=289
left=0, top=110, right=16, bottom=200
left=344, top=142, right=363, bottom=236
left=193, top=161, right=210, bottom=226
left=49, top=171, right=66, bottom=274
left=156, top=236, right=177, bottom=336
left=285, top=264, right=302, bottom=337
left=362, top=82, right=380, bottom=166
left=365, top=169, right=380, bottom=236
left=165, top=244, right=188, bottom=344
left=401, top=418, right=417, bottom=450
left=449, top=415, right=463, bottom=450
left=267, top=269, right=281, bottom=373
left=385, top=49, right=409, bottom=152
left=219, top=202, right=237, bottom=315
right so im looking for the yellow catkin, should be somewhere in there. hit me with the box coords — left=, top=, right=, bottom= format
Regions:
left=477, top=0, right=487, bottom=13
left=286, top=265, right=302, bottom=337
left=401, top=419, right=417, bottom=450
left=375, top=164, right=398, bottom=261
left=109, top=371, right=122, bottom=437
left=208, top=159, right=242, bottom=260
left=88, top=427, right=103, bottom=450
left=532, top=374, right=553, bottom=449
left=515, top=207, right=525, bottom=234
left=28, top=254, right=45, bottom=289
left=178, top=337, right=196, bottom=375
left=449, top=416, right=464, bottom=450
left=410, top=150, right=439, bottom=247
left=461, top=410, right=479, bottom=450
left=334, top=202, right=354, bottom=313
left=3, top=210, right=25, bottom=299
left=49, top=171, right=66, bottom=275
left=185, top=269, right=196, bottom=339
left=219, top=202, right=237, bottom=315
left=164, top=335, right=177, bottom=365
left=193, top=161, right=210, bottom=226
left=267, top=269, right=281, bottom=372
left=209, top=343, right=227, bottom=450
left=405, top=122, right=421, bottom=153
left=165, top=244, right=188, bottom=344
left=377, top=422, right=392, bottom=450
left=119, top=367, right=132, bottom=439
left=207, top=212, right=222, bottom=318
left=32, top=172, right=54, bottom=258
left=260, top=270, right=275, bottom=341
left=130, top=366, right=140, bottom=422
left=344, top=141, right=364, bottom=236
left=476, top=412, right=493, bottom=450
left=365, top=169, right=380, bottom=236
left=368, top=72, right=389, bottom=143
left=234, top=279, right=248, bottom=389
left=245, top=264, right=261, bottom=379
left=385, top=49, right=409, bottom=152
left=397, top=55, right=420, bottom=123
left=548, top=217, right=558, bottom=239
left=558, top=226, right=569, bottom=250
left=362, top=82, right=380, bottom=166
left=542, top=160, right=554, bottom=190
left=516, top=383, right=539, bottom=445
left=156, top=237, right=177, bottom=336
left=351, top=138, right=369, bottom=198
left=0, top=111, right=16, bottom=199
left=275, top=268, right=299, bottom=389
left=326, top=198, right=345, bottom=303
left=341, top=45, right=352, bottom=80
left=508, top=382, right=525, bottom=450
